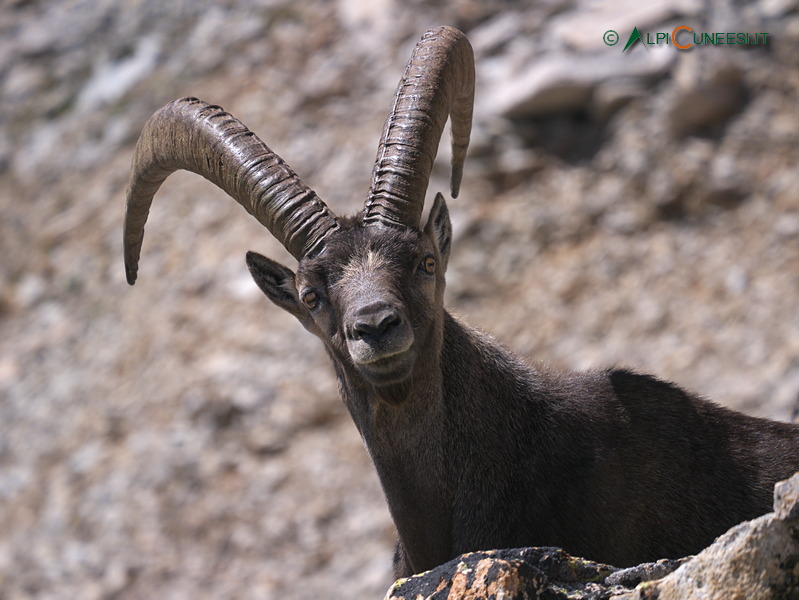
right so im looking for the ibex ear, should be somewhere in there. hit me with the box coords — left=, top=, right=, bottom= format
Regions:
left=424, top=192, right=452, bottom=271
left=245, top=251, right=320, bottom=335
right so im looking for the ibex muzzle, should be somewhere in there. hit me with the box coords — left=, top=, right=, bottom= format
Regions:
left=341, top=258, right=413, bottom=379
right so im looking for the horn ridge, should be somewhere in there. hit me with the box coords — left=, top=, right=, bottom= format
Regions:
left=123, top=97, right=338, bottom=284
left=364, top=26, right=474, bottom=228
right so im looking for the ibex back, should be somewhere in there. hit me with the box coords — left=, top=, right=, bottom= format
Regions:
left=123, top=26, right=799, bottom=577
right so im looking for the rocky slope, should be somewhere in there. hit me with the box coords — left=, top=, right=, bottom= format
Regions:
left=1, top=1, right=798, bottom=598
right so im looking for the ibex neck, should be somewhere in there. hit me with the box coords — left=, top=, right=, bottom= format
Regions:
left=331, top=311, right=451, bottom=574
left=331, top=310, right=532, bottom=575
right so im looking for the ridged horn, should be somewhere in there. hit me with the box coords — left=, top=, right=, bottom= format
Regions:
left=123, top=97, right=339, bottom=285
left=364, top=26, right=474, bottom=229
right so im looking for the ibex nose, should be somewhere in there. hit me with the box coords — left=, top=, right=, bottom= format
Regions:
left=351, top=304, right=402, bottom=341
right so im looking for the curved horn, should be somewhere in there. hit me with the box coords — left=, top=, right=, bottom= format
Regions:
left=123, top=97, right=338, bottom=285
left=364, top=26, right=474, bottom=229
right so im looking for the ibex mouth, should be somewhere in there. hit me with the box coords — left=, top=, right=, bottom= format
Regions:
left=352, top=344, right=416, bottom=386
left=355, top=342, right=413, bottom=365
left=347, top=319, right=414, bottom=378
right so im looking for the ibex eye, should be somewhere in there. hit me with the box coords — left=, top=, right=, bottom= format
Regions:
left=421, top=256, right=436, bottom=274
left=302, top=291, right=319, bottom=309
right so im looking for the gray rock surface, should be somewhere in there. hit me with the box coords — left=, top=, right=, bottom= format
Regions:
left=775, top=472, right=799, bottom=521
left=1, top=1, right=799, bottom=598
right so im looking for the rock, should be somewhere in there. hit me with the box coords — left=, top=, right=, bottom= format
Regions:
left=666, top=58, right=747, bottom=138
left=384, top=547, right=683, bottom=600
left=483, top=50, right=674, bottom=119
left=604, top=559, right=689, bottom=589
left=75, top=35, right=162, bottom=113
left=774, top=471, right=799, bottom=522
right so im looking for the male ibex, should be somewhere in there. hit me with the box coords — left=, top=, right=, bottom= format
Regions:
left=124, top=26, right=799, bottom=577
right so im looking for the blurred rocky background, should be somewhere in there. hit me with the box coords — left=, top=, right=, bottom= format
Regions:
left=1, top=0, right=798, bottom=598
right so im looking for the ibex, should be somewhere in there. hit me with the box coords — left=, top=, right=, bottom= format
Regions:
left=123, top=26, right=799, bottom=577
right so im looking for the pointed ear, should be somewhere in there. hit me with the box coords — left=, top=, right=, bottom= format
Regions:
left=424, top=192, right=452, bottom=271
left=245, top=251, right=320, bottom=335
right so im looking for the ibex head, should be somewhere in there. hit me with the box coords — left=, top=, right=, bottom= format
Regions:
left=124, top=26, right=474, bottom=403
